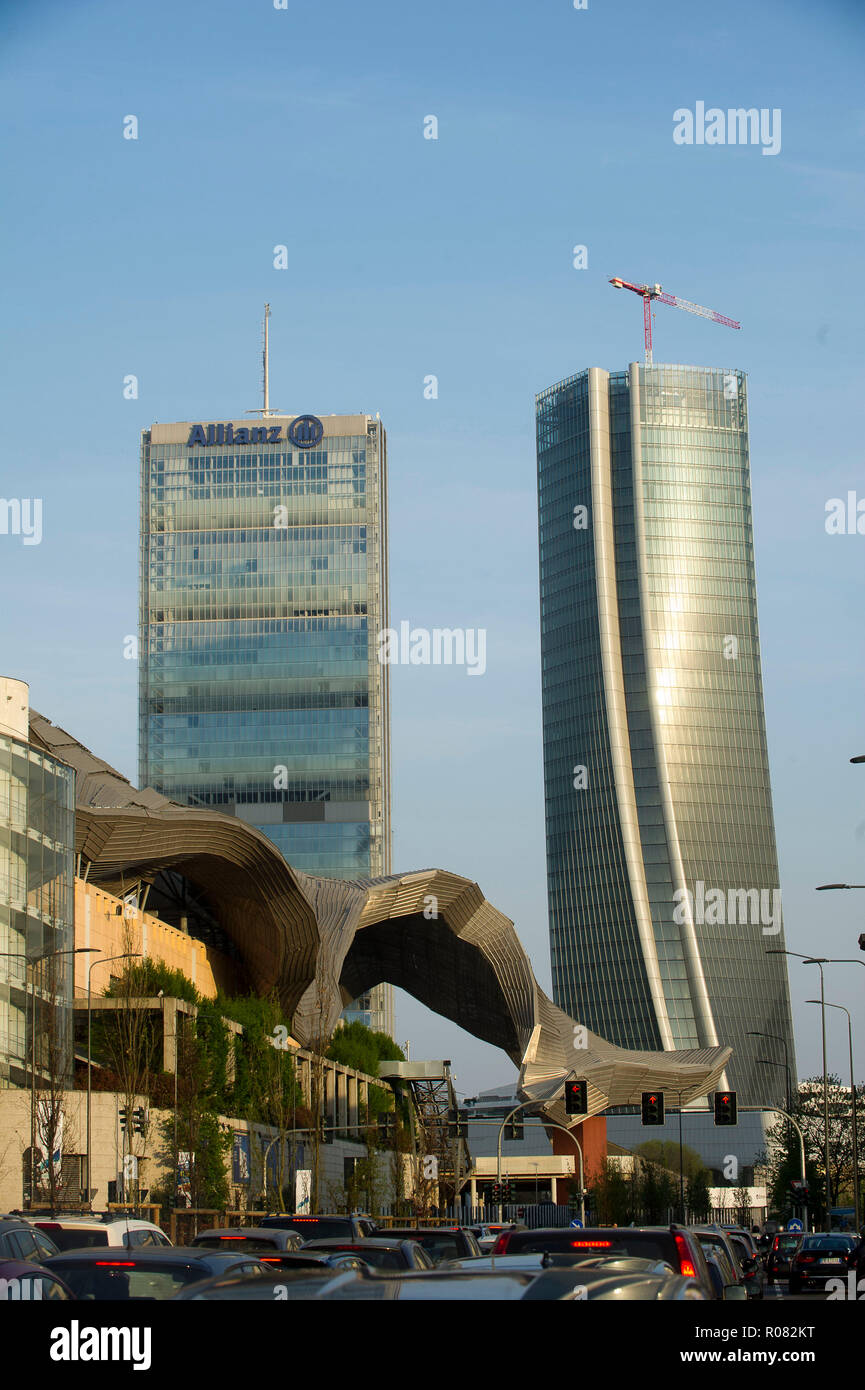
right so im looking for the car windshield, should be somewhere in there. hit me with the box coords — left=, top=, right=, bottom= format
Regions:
left=516, top=1233, right=671, bottom=1261
left=40, top=1229, right=109, bottom=1251
left=49, top=1260, right=204, bottom=1300
left=802, top=1237, right=852, bottom=1253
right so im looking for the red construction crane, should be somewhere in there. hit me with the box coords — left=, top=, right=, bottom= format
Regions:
left=609, top=277, right=741, bottom=364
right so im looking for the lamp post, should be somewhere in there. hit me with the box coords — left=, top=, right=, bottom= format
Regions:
left=767, top=948, right=832, bottom=1218
left=805, top=999, right=860, bottom=1231
left=86, top=952, right=141, bottom=1211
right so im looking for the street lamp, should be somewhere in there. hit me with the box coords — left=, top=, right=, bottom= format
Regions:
left=767, top=948, right=832, bottom=1216
left=805, top=999, right=860, bottom=1231
left=86, top=952, right=141, bottom=1211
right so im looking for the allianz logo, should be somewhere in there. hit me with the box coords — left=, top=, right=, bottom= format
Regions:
left=186, top=415, right=324, bottom=449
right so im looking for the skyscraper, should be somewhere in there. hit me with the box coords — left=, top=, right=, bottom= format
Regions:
left=139, top=407, right=393, bottom=1035
left=536, top=362, right=795, bottom=1105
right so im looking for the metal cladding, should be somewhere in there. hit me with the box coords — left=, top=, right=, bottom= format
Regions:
left=30, top=710, right=731, bottom=1126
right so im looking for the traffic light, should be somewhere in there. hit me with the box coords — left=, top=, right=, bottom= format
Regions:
left=564, top=1080, right=588, bottom=1116
left=504, top=1116, right=524, bottom=1141
left=641, top=1091, right=665, bottom=1126
left=132, top=1107, right=146, bottom=1135
left=118, top=1107, right=128, bottom=1132
left=320, top=1114, right=331, bottom=1144
left=447, top=1110, right=469, bottom=1140
left=713, top=1091, right=738, bottom=1126
left=490, top=1182, right=501, bottom=1203
left=790, top=1178, right=810, bottom=1206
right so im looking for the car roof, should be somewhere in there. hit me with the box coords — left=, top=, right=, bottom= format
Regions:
left=44, top=1246, right=228, bottom=1264
left=302, top=1236, right=414, bottom=1248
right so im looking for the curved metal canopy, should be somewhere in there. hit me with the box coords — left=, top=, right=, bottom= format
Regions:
left=30, top=710, right=731, bottom=1126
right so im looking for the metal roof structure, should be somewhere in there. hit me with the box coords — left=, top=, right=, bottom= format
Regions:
left=30, top=710, right=731, bottom=1130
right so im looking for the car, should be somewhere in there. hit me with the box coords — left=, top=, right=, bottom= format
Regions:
left=43, top=1246, right=271, bottom=1300
left=315, top=1264, right=709, bottom=1301
left=788, top=1234, right=857, bottom=1295
left=380, top=1226, right=482, bottom=1264
left=699, top=1244, right=742, bottom=1301
left=691, top=1226, right=749, bottom=1294
left=31, top=1215, right=171, bottom=1251
left=172, top=1268, right=355, bottom=1300
left=0, top=1258, right=75, bottom=1300
left=298, top=1237, right=436, bottom=1271
left=190, top=1227, right=304, bottom=1255
left=0, top=1217, right=60, bottom=1264
left=490, top=1224, right=718, bottom=1299
left=249, top=1251, right=370, bottom=1274
left=258, top=1213, right=378, bottom=1241
left=727, top=1231, right=766, bottom=1299
left=468, top=1223, right=526, bottom=1253
left=766, top=1231, right=803, bottom=1283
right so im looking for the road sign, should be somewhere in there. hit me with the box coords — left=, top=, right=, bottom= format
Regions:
left=787, top=1218, right=803, bottom=1232
left=570, top=1219, right=583, bottom=1228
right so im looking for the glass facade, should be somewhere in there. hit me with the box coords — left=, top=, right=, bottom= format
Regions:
left=139, top=414, right=392, bottom=1034
left=0, top=730, right=76, bottom=1090
left=537, top=363, right=795, bottom=1104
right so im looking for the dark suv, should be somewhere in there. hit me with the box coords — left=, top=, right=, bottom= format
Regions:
left=380, top=1227, right=482, bottom=1264
left=491, top=1224, right=718, bottom=1299
left=259, top=1214, right=378, bottom=1241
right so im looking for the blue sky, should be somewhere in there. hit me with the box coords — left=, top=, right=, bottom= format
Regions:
left=1, top=0, right=863, bottom=1096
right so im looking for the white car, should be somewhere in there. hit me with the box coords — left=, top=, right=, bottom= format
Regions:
left=30, top=1215, right=171, bottom=1251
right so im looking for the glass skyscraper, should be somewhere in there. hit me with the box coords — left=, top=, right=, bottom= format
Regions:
left=536, top=363, right=795, bottom=1105
left=139, top=412, right=392, bottom=1034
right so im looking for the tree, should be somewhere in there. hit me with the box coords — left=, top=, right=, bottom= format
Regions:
left=765, top=1076, right=863, bottom=1224
left=633, top=1139, right=707, bottom=1182
left=686, top=1167, right=712, bottom=1223
left=326, top=1021, right=405, bottom=1077
left=32, top=948, right=75, bottom=1211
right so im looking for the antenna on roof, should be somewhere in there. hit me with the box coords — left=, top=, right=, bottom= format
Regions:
left=246, top=304, right=281, bottom=417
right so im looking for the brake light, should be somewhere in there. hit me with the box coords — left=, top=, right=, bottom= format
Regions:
left=35, top=1222, right=61, bottom=1231
left=570, top=1240, right=612, bottom=1249
left=674, top=1233, right=697, bottom=1279
left=218, top=1235, right=245, bottom=1240
left=94, top=1261, right=136, bottom=1267
left=491, top=1232, right=512, bottom=1254
left=771, top=1236, right=780, bottom=1251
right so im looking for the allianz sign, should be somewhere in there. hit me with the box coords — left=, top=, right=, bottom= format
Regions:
left=186, top=415, right=323, bottom=448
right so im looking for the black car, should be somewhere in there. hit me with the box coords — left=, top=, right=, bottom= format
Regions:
left=190, top=1227, right=304, bottom=1254
left=789, top=1234, right=857, bottom=1294
left=259, top=1213, right=377, bottom=1241
left=382, top=1227, right=482, bottom=1264
left=298, top=1237, right=435, bottom=1271
left=0, top=1218, right=59, bottom=1265
left=766, top=1232, right=803, bottom=1283
left=44, top=1246, right=271, bottom=1300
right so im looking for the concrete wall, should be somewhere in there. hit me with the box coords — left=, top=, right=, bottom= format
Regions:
left=74, top=880, right=225, bottom=1000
